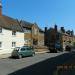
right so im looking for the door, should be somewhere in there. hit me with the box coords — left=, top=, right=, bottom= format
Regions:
left=20, top=47, right=28, bottom=56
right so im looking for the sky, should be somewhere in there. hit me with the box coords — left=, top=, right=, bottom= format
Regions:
left=2, top=0, right=75, bottom=32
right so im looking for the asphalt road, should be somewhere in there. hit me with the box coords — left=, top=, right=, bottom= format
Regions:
left=0, top=52, right=74, bottom=75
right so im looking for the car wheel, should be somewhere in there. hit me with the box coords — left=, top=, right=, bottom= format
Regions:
left=32, top=53, right=35, bottom=56
left=18, top=55, right=22, bottom=59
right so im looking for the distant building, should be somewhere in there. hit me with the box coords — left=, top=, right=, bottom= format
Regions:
left=60, top=32, right=74, bottom=50
left=45, top=25, right=75, bottom=51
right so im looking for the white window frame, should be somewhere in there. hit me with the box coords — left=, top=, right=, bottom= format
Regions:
left=12, top=42, right=16, bottom=47
left=12, top=31, right=16, bottom=36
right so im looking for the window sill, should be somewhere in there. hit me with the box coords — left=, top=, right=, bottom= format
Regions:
left=11, top=47, right=16, bottom=49
left=12, top=35, right=16, bottom=37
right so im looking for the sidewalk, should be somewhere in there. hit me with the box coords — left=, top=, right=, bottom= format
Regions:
left=0, top=53, right=11, bottom=59
left=0, top=51, right=68, bottom=59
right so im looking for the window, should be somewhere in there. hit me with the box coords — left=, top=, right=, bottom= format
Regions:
left=24, top=28, right=31, bottom=33
left=12, top=31, right=16, bottom=35
left=24, top=30, right=31, bottom=33
left=21, top=48, right=26, bottom=51
left=64, top=40, right=65, bottom=42
left=0, top=42, right=2, bottom=48
left=0, top=27, right=2, bottom=33
left=12, top=42, right=16, bottom=47
left=56, top=33, right=60, bottom=40
left=34, top=29, right=38, bottom=35
left=33, top=39, right=38, bottom=45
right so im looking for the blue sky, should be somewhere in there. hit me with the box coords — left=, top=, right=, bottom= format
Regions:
left=2, top=0, right=75, bottom=32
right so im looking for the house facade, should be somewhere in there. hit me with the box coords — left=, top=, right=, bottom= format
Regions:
left=38, top=29, right=44, bottom=46
left=0, top=15, right=24, bottom=55
left=20, top=21, right=45, bottom=46
left=60, top=33, right=74, bottom=50
left=20, top=21, right=48, bottom=52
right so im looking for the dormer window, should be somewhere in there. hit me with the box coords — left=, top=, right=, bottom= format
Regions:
left=0, top=27, right=2, bottom=33
left=12, top=31, right=16, bottom=36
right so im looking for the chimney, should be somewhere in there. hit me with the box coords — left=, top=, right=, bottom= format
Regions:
left=0, top=0, right=2, bottom=16
left=45, top=27, right=47, bottom=33
left=54, top=24, right=57, bottom=31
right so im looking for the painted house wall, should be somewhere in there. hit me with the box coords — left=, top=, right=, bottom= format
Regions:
left=38, top=32, right=44, bottom=46
left=0, top=28, right=24, bottom=54
left=24, top=30, right=32, bottom=46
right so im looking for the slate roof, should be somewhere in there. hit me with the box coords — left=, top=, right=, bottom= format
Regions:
left=20, top=20, right=33, bottom=29
left=0, top=15, right=44, bottom=33
left=20, top=21, right=44, bottom=33
left=0, top=15, right=23, bottom=32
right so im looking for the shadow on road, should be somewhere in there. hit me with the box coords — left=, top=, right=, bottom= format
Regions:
left=8, top=52, right=73, bottom=75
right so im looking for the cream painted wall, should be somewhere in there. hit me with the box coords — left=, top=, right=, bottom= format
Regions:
left=0, top=28, right=24, bottom=54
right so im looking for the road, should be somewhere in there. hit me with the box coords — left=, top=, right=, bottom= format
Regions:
left=0, top=52, right=74, bottom=75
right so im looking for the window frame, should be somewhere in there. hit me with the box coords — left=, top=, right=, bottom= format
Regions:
left=0, top=42, right=2, bottom=48
left=12, top=42, right=16, bottom=47
left=12, top=31, right=16, bottom=36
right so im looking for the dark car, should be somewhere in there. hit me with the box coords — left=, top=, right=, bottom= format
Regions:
left=11, top=46, right=35, bottom=58
left=65, top=45, right=71, bottom=51
left=49, top=44, right=57, bottom=53
left=55, top=43, right=61, bottom=51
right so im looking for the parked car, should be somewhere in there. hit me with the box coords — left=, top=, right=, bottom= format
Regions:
left=11, top=46, right=35, bottom=58
left=55, top=42, right=62, bottom=51
left=49, top=42, right=61, bottom=53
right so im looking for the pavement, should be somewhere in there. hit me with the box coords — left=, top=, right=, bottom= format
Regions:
left=0, top=51, right=67, bottom=59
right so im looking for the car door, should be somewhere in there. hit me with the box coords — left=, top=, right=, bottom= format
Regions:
left=26, top=47, right=33, bottom=56
left=20, top=47, right=27, bottom=56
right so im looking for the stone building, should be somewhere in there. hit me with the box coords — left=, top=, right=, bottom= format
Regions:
left=20, top=21, right=44, bottom=46
left=20, top=21, right=48, bottom=52
left=45, top=25, right=75, bottom=51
